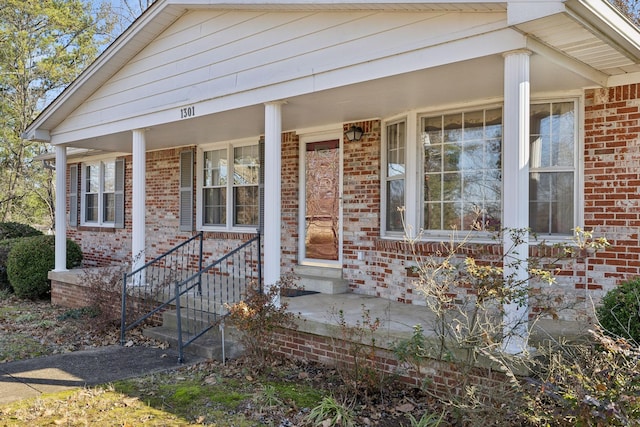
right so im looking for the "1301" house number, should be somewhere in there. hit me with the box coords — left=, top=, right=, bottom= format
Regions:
left=180, top=106, right=195, bottom=119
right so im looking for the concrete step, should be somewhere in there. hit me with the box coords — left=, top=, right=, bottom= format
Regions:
left=143, top=325, right=242, bottom=361
left=293, top=265, right=348, bottom=294
left=143, top=309, right=243, bottom=362
left=160, top=308, right=219, bottom=333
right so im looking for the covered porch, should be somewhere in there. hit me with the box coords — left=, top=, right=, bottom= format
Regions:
left=23, top=0, right=640, bottom=359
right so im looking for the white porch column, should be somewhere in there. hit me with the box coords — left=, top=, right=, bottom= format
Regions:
left=502, top=50, right=531, bottom=354
left=264, top=102, right=284, bottom=301
left=54, top=146, right=67, bottom=271
left=132, top=129, right=146, bottom=275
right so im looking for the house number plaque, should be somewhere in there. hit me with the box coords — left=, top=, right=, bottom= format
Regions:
left=180, top=106, right=195, bottom=119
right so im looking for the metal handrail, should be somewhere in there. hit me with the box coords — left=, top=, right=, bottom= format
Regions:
left=173, top=234, right=261, bottom=362
left=120, top=231, right=262, bottom=364
left=120, top=232, right=204, bottom=345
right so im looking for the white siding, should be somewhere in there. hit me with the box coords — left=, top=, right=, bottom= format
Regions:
left=56, top=10, right=506, bottom=135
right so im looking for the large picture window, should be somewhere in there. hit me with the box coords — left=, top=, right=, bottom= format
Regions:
left=200, top=142, right=260, bottom=229
left=421, top=108, right=502, bottom=231
left=383, top=99, right=578, bottom=238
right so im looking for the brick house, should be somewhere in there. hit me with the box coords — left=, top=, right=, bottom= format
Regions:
left=23, top=0, right=640, bottom=356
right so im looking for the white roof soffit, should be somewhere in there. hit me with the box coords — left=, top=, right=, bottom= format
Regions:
left=566, top=0, right=640, bottom=60
left=513, top=0, right=640, bottom=84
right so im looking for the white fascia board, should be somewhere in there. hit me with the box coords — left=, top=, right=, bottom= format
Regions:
left=608, top=70, right=640, bottom=87
left=170, top=0, right=506, bottom=8
left=20, top=129, right=50, bottom=142
left=507, top=1, right=566, bottom=25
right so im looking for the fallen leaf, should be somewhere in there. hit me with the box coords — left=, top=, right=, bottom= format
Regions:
left=396, top=403, right=415, bottom=413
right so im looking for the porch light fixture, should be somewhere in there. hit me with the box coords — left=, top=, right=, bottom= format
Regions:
left=345, top=125, right=363, bottom=142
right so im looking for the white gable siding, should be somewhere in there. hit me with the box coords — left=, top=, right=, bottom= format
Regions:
left=55, top=10, right=506, bottom=138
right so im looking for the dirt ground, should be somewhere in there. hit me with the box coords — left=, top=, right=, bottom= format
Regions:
left=0, top=296, right=443, bottom=426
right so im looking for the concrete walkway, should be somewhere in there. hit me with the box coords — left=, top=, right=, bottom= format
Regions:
left=0, top=345, right=204, bottom=406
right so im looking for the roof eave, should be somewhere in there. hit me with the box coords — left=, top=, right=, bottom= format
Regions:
left=565, top=0, right=640, bottom=60
left=23, top=1, right=186, bottom=143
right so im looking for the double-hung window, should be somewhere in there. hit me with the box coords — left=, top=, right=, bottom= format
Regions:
left=200, top=141, right=260, bottom=229
left=529, top=101, right=576, bottom=235
left=383, top=99, right=578, bottom=238
left=80, top=159, right=123, bottom=227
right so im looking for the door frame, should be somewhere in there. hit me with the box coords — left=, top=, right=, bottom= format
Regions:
left=298, top=129, right=344, bottom=267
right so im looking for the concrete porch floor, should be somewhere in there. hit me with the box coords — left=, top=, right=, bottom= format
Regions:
left=49, top=268, right=590, bottom=357
left=283, top=292, right=591, bottom=352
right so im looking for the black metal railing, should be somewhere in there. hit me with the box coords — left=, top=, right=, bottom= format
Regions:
left=173, top=233, right=261, bottom=362
left=120, top=232, right=204, bottom=346
left=120, top=232, right=262, bottom=363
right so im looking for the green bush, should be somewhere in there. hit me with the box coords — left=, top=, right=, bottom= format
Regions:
left=6, top=235, right=83, bottom=299
left=0, top=224, right=42, bottom=292
left=0, top=222, right=42, bottom=240
left=0, top=239, right=21, bottom=292
left=597, top=277, right=640, bottom=343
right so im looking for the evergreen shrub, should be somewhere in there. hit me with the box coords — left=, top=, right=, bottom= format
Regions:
left=597, top=277, right=640, bottom=343
left=0, top=239, right=20, bottom=292
left=0, top=222, right=42, bottom=240
left=6, top=235, right=83, bottom=299
left=0, top=223, right=43, bottom=292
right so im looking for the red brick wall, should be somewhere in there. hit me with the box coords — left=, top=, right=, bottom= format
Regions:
left=281, top=132, right=300, bottom=273
left=270, top=328, right=509, bottom=393
left=342, top=121, right=383, bottom=295
left=66, top=147, right=252, bottom=269
left=67, top=155, right=132, bottom=267
left=51, top=279, right=94, bottom=308
left=584, top=85, right=640, bottom=292
left=62, top=88, right=640, bottom=323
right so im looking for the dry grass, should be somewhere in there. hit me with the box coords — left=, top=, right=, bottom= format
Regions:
left=0, top=296, right=435, bottom=426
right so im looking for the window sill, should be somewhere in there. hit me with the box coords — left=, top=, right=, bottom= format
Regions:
left=379, top=232, right=574, bottom=246
left=77, top=225, right=116, bottom=232
left=198, top=228, right=260, bottom=240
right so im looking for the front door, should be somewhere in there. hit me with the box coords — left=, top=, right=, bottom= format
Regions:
left=300, top=138, right=342, bottom=265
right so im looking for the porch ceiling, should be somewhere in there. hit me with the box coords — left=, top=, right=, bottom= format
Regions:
left=64, top=51, right=593, bottom=155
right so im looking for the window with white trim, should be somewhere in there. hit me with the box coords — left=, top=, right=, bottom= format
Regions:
left=383, top=99, right=578, bottom=237
left=80, top=159, right=121, bottom=227
left=385, top=120, right=406, bottom=232
left=200, top=142, right=260, bottom=229
left=529, top=101, right=576, bottom=235
left=421, top=107, right=502, bottom=231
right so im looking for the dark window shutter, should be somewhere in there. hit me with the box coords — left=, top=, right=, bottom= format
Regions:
left=69, top=164, right=78, bottom=227
left=114, top=158, right=125, bottom=228
left=179, top=150, right=194, bottom=232
left=258, top=138, right=265, bottom=234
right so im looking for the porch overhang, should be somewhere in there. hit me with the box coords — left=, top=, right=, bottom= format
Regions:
left=22, top=0, right=640, bottom=154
